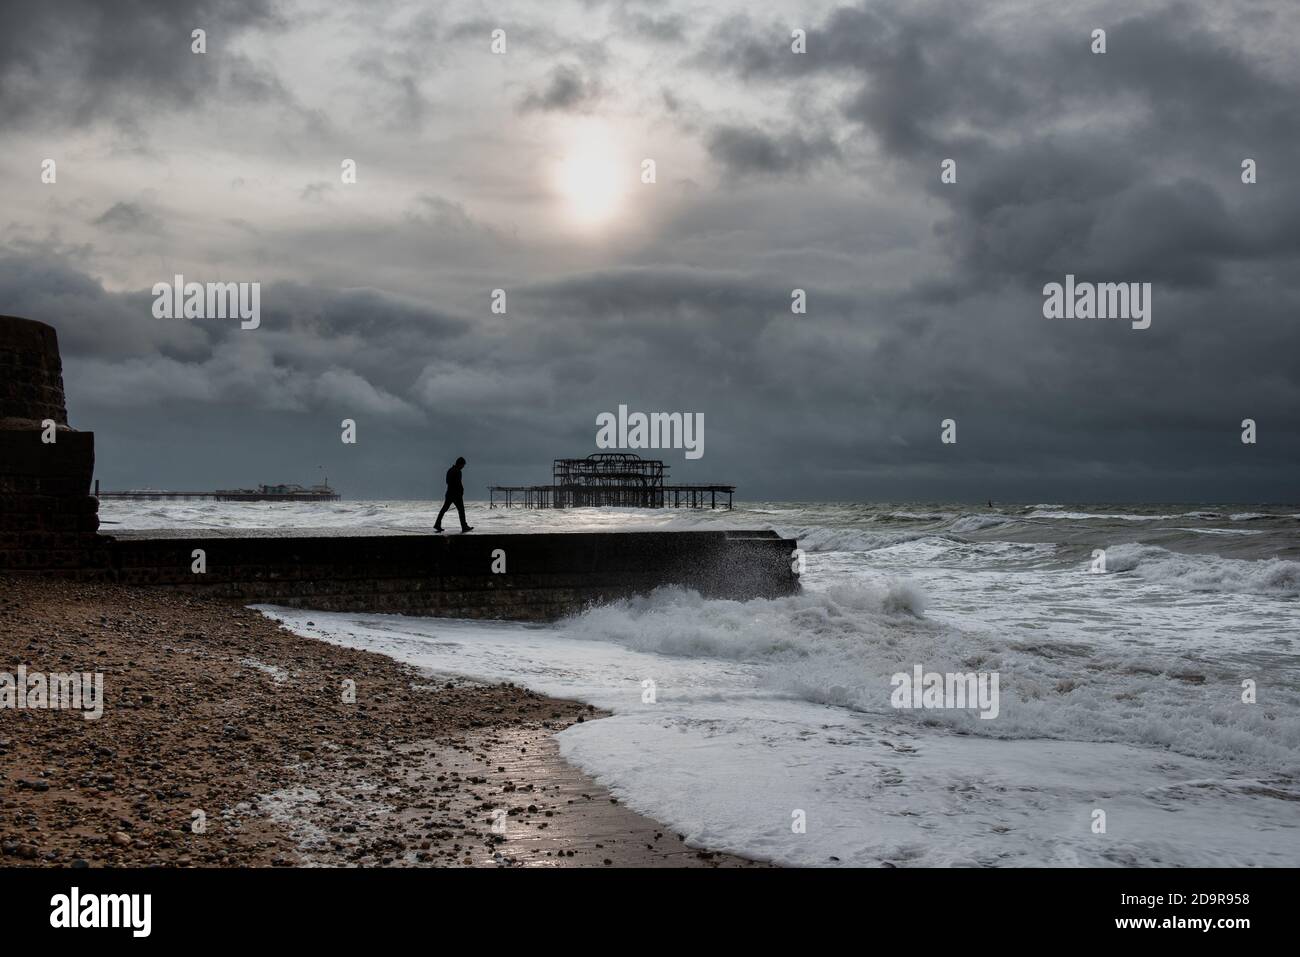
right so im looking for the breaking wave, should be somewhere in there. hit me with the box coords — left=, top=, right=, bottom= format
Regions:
left=559, top=584, right=1300, bottom=770
left=1104, top=543, right=1300, bottom=597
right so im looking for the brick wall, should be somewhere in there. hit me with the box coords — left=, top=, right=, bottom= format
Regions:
left=0, top=314, right=69, bottom=428
left=0, top=316, right=101, bottom=571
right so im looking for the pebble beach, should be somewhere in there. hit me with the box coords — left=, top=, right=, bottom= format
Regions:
left=0, top=576, right=759, bottom=868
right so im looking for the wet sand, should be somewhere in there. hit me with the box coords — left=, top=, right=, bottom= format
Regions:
left=0, top=576, right=764, bottom=867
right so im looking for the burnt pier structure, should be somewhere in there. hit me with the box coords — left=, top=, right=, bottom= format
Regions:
left=490, top=453, right=736, bottom=510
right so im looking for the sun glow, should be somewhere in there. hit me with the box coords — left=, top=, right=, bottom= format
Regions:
left=553, top=124, right=628, bottom=227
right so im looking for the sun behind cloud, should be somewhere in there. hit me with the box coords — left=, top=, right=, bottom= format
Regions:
left=552, top=120, right=630, bottom=229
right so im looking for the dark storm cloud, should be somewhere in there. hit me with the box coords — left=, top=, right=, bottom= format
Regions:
left=701, top=1, right=1300, bottom=292
left=350, top=48, right=433, bottom=129
left=0, top=245, right=468, bottom=398
left=92, top=201, right=167, bottom=234
left=300, top=182, right=333, bottom=203
left=442, top=16, right=609, bottom=64
left=615, top=8, right=686, bottom=44
left=0, top=244, right=214, bottom=358
left=406, top=195, right=470, bottom=227
left=431, top=258, right=1293, bottom=502
left=517, top=64, right=602, bottom=113
left=706, top=124, right=840, bottom=178
left=678, top=4, right=1300, bottom=505
left=0, top=0, right=285, bottom=130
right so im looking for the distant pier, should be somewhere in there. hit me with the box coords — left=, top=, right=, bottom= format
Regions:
left=491, top=453, right=736, bottom=510
left=95, top=481, right=340, bottom=502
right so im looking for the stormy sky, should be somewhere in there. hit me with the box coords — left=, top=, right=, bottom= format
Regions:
left=1, top=0, right=1297, bottom=502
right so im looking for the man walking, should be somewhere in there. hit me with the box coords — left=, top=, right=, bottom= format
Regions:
left=435, top=456, right=473, bottom=533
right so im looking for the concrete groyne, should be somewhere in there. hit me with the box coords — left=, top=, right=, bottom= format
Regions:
left=94, top=528, right=797, bottom=621
left=0, top=315, right=799, bottom=620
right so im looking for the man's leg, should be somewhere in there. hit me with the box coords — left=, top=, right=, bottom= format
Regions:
left=435, top=496, right=453, bottom=530
left=454, top=496, right=469, bottom=530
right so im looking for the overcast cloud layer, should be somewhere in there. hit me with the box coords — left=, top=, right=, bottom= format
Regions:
left=1, top=0, right=1296, bottom=502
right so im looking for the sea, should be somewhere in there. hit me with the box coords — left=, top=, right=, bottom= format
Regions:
left=100, top=499, right=1300, bottom=867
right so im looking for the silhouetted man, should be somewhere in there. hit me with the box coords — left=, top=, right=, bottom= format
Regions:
left=435, top=456, right=472, bottom=533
